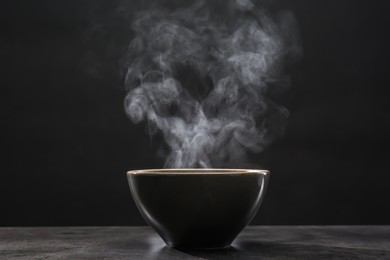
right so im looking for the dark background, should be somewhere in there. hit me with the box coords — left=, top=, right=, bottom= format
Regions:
left=1, top=0, right=390, bottom=226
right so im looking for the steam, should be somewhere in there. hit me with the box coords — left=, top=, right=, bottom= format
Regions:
left=124, top=0, right=301, bottom=168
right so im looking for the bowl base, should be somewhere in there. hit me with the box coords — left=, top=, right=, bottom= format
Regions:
left=168, top=243, right=232, bottom=250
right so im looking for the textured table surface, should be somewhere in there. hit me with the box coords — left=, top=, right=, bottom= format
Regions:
left=1, top=226, right=389, bottom=259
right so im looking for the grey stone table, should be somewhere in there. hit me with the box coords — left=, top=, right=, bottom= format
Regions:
left=1, top=226, right=389, bottom=259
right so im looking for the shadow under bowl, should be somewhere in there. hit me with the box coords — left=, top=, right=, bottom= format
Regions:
left=127, top=168, right=269, bottom=249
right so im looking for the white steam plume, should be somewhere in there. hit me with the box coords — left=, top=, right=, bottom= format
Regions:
left=124, top=0, right=301, bottom=168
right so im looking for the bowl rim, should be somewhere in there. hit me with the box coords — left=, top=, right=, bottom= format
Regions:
left=127, top=168, right=270, bottom=175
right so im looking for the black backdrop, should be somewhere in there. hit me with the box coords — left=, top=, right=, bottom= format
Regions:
left=1, top=0, right=390, bottom=226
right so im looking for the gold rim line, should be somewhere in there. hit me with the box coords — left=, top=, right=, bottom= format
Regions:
left=127, top=169, right=270, bottom=175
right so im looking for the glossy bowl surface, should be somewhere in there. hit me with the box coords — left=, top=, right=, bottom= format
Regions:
left=127, top=169, right=269, bottom=249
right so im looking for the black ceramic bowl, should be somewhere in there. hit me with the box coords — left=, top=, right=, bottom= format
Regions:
left=127, top=169, right=269, bottom=249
